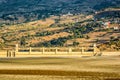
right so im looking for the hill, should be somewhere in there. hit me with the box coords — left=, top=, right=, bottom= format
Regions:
left=0, top=0, right=120, bottom=51
left=0, top=12, right=120, bottom=51
left=0, top=0, right=120, bottom=24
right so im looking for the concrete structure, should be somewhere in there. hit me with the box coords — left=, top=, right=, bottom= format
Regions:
left=0, top=44, right=103, bottom=58
left=0, top=44, right=120, bottom=58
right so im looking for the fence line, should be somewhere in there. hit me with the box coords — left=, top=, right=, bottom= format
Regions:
left=0, top=44, right=102, bottom=58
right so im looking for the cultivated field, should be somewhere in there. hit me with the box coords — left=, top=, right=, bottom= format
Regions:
left=0, top=56, right=120, bottom=80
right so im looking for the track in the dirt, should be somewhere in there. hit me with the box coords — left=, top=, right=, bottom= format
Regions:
left=0, top=70, right=120, bottom=78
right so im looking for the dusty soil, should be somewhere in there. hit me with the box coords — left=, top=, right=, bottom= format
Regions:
left=0, top=56, right=120, bottom=80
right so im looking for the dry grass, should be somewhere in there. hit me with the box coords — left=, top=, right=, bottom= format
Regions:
left=0, top=56, right=120, bottom=80
left=0, top=69, right=118, bottom=76
left=0, top=74, right=111, bottom=80
left=0, top=70, right=119, bottom=80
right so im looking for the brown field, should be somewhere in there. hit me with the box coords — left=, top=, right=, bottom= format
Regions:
left=0, top=56, right=120, bottom=80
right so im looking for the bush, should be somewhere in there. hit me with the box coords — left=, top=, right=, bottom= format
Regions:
left=20, top=36, right=26, bottom=46
left=73, top=41, right=79, bottom=46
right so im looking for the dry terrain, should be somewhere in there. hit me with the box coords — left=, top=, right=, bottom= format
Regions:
left=0, top=56, right=120, bottom=80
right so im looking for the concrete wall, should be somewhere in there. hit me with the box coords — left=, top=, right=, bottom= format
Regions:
left=0, top=51, right=120, bottom=58
left=0, top=51, right=7, bottom=57
left=102, top=52, right=120, bottom=56
left=1, top=46, right=119, bottom=58
left=0, top=51, right=95, bottom=58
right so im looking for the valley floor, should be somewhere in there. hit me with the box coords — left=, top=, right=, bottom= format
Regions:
left=0, top=56, right=120, bottom=80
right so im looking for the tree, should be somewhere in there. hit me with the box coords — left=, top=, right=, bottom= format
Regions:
left=73, top=41, right=79, bottom=46
left=20, top=36, right=26, bottom=47
left=86, top=35, right=90, bottom=39
left=0, top=42, right=5, bottom=49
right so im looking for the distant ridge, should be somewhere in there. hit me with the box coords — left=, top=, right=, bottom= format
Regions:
left=0, top=0, right=119, bottom=24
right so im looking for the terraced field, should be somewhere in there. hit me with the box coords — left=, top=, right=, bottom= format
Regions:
left=0, top=56, right=120, bottom=80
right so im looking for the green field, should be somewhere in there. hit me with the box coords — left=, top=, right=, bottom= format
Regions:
left=0, top=56, right=120, bottom=80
